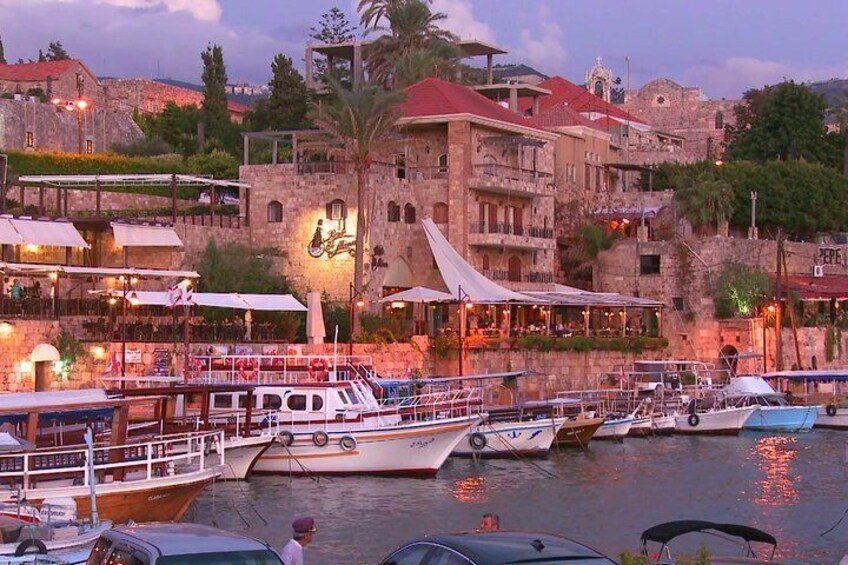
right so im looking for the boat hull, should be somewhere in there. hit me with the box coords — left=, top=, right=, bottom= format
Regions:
left=744, top=406, right=818, bottom=432
left=554, top=418, right=604, bottom=447
left=592, top=417, right=634, bottom=440
left=813, top=406, right=848, bottom=429
left=674, top=406, right=759, bottom=435
left=628, top=414, right=676, bottom=437
left=0, top=521, right=112, bottom=564
left=253, top=417, right=476, bottom=476
left=452, top=418, right=567, bottom=458
left=209, top=434, right=275, bottom=480
left=12, top=470, right=217, bottom=525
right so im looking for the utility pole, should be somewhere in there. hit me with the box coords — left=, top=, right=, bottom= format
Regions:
left=774, top=232, right=783, bottom=371
left=749, top=191, right=758, bottom=240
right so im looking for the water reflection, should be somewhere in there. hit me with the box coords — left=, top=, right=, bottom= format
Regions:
left=452, top=475, right=488, bottom=503
left=752, top=435, right=799, bottom=506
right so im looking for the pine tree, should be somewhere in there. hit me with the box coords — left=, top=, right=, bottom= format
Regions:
left=309, top=7, right=356, bottom=85
left=37, top=50, right=46, bottom=63
left=200, top=44, right=230, bottom=138
left=0, top=34, right=7, bottom=65
left=262, top=54, right=309, bottom=130
left=45, top=41, right=70, bottom=61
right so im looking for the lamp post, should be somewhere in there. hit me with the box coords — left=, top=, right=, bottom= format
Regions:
left=51, top=97, right=90, bottom=154
left=349, top=283, right=365, bottom=356
left=749, top=191, right=758, bottom=240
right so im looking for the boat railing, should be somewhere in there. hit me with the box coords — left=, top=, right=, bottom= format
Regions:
left=600, top=368, right=732, bottom=389
left=175, top=409, right=280, bottom=438
left=186, top=354, right=374, bottom=385
left=0, top=430, right=223, bottom=494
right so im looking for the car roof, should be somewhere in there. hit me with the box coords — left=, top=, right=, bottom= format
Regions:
left=411, top=531, right=614, bottom=564
left=106, top=523, right=273, bottom=556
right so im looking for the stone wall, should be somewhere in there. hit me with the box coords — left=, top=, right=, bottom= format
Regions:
left=10, top=184, right=197, bottom=216
left=0, top=61, right=105, bottom=108
left=0, top=99, right=143, bottom=153
left=0, top=319, right=61, bottom=390
left=103, top=79, right=246, bottom=122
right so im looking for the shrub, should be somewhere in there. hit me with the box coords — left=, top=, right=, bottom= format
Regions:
left=712, top=261, right=771, bottom=319
left=112, top=137, right=174, bottom=157
left=432, top=333, right=459, bottom=358
left=519, top=335, right=554, bottom=352
left=187, top=149, right=240, bottom=179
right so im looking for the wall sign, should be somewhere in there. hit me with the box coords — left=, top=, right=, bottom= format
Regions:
left=308, top=219, right=355, bottom=259
left=125, top=349, right=142, bottom=364
left=818, top=246, right=844, bottom=266
left=152, top=349, right=170, bottom=376
left=371, top=245, right=388, bottom=270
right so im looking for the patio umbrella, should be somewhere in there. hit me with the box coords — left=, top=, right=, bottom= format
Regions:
left=306, top=291, right=326, bottom=344
left=379, top=286, right=454, bottom=304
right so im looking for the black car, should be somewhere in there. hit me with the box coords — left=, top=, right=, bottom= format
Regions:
left=380, top=531, right=618, bottom=565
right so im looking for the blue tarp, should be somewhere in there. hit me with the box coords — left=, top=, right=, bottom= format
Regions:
left=762, top=370, right=848, bottom=382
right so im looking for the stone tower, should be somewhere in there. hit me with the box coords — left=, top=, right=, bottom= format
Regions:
left=585, top=56, right=614, bottom=102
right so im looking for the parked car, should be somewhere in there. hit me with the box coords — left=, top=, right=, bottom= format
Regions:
left=198, top=191, right=239, bottom=205
left=84, top=523, right=283, bottom=564
left=379, top=531, right=617, bottom=565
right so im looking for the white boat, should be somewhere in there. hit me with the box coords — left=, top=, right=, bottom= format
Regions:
left=761, top=369, right=848, bottom=430
left=168, top=431, right=275, bottom=481
left=628, top=413, right=676, bottom=437
left=452, top=417, right=568, bottom=457
left=674, top=396, right=758, bottom=435
left=724, top=376, right=818, bottom=432
left=592, top=415, right=634, bottom=440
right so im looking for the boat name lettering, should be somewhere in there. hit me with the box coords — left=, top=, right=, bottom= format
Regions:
left=410, top=438, right=435, bottom=449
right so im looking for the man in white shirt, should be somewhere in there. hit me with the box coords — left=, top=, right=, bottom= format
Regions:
left=280, top=517, right=316, bottom=565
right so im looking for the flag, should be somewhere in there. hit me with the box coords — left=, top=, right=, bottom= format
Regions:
left=167, top=280, right=193, bottom=309
left=103, top=352, right=121, bottom=376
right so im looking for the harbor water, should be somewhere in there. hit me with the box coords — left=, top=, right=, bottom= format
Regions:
left=187, top=430, right=848, bottom=564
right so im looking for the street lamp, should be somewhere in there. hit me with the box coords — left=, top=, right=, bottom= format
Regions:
left=51, top=97, right=90, bottom=154
left=349, top=283, right=365, bottom=356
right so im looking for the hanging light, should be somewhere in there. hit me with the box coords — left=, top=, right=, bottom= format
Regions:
left=0, top=321, right=13, bottom=337
left=127, top=291, right=141, bottom=306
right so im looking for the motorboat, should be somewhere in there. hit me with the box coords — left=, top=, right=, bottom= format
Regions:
left=187, top=353, right=480, bottom=476
left=723, top=376, right=818, bottom=432
left=762, top=369, right=848, bottom=430
left=628, top=398, right=676, bottom=437
left=518, top=399, right=603, bottom=448
left=610, top=359, right=726, bottom=393
left=592, top=414, right=634, bottom=440
left=674, top=394, right=758, bottom=435
left=452, top=416, right=568, bottom=458
left=641, top=520, right=787, bottom=564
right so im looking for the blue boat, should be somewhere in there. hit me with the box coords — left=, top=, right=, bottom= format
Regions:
left=724, top=376, right=818, bottom=432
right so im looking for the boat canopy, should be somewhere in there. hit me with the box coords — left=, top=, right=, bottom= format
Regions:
left=641, top=520, right=777, bottom=547
left=762, top=370, right=848, bottom=382
left=723, top=376, right=778, bottom=396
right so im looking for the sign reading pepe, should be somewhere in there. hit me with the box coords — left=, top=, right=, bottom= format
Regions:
left=308, top=219, right=355, bottom=259
left=818, top=246, right=844, bottom=266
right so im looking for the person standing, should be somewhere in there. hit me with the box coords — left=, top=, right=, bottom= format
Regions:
left=244, top=309, right=253, bottom=341
left=281, top=517, right=316, bottom=565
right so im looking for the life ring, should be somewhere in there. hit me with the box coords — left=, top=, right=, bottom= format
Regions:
left=278, top=431, right=295, bottom=447
left=15, top=539, right=47, bottom=556
left=239, top=369, right=256, bottom=381
left=307, top=358, right=329, bottom=381
left=312, top=430, right=329, bottom=447
left=469, top=432, right=487, bottom=450
left=688, top=414, right=700, bottom=427
left=339, top=436, right=357, bottom=452
left=826, top=404, right=838, bottom=417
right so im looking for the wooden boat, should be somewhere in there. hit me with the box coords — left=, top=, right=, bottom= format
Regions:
left=0, top=390, right=222, bottom=524
left=555, top=417, right=604, bottom=447
left=628, top=413, right=676, bottom=437
left=452, top=417, right=568, bottom=458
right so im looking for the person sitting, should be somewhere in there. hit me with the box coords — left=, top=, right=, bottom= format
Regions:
left=479, top=513, right=500, bottom=532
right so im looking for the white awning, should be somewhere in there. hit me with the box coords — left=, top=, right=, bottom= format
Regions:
left=237, top=293, right=307, bottom=312
left=422, top=218, right=529, bottom=303
left=112, top=223, right=183, bottom=248
left=380, top=286, right=454, bottom=304
left=9, top=218, right=89, bottom=248
left=92, top=290, right=307, bottom=311
left=0, top=262, right=199, bottom=279
left=0, top=218, right=23, bottom=245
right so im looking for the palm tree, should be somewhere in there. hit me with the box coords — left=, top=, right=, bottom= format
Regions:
left=313, top=79, right=406, bottom=330
left=357, top=0, right=432, bottom=34
left=394, top=40, right=461, bottom=87
left=675, top=173, right=735, bottom=234
left=363, top=0, right=457, bottom=87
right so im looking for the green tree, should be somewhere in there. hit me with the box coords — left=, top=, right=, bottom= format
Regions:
left=559, top=224, right=620, bottom=288
left=187, top=149, right=239, bottom=179
left=0, top=34, right=7, bottom=65
left=393, top=40, right=461, bottom=87
left=37, top=49, right=45, bottom=63
left=674, top=172, right=734, bottom=233
left=726, top=81, right=838, bottom=166
left=253, top=54, right=309, bottom=130
left=152, top=102, right=201, bottom=155
left=309, top=7, right=356, bottom=85
left=313, top=78, right=405, bottom=331
left=713, top=261, right=771, bottom=319
left=45, top=41, right=70, bottom=61
left=200, top=44, right=230, bottom=140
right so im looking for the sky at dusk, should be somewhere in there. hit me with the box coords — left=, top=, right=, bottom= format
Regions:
left=0, top=0, right=846, bottom=99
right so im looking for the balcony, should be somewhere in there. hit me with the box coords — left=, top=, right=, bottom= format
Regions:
left=470, top=163, right=555, bottom=197
left=468, top=222, right=556, bottom=250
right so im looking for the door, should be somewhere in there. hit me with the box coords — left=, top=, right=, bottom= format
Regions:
left=34, top=361, right=49, bottom=392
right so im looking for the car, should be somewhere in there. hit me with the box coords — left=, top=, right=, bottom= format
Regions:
left=84, top=522, right=284, bottom=565
left=198, top=191, right=239, bottom=205
left=379, top=531, right=618, bottom=565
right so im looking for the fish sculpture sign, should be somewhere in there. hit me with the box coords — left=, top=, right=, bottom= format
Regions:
left=308, top=219, right=355, bottom=259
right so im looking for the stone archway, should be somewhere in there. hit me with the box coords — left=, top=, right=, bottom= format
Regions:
left=719, top=344, right=739, bottom=377
left=382, top=257, right=413, bottom=292
left=31, top=343, right=60, bottom=392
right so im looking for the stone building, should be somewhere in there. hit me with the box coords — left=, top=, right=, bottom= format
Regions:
left=0, top=60, right=103, bottom=107
left=240, top=77, right=558, bottom=303
left=103, top=78, right=252, bottom=124
left=621, top=78, right=739, bottom=162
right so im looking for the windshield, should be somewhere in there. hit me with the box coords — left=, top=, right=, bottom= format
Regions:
left=157, top=550, right=283, bottom=565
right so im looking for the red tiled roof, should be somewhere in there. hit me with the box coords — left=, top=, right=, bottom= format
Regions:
left=399, top=78, right=545, bottom=132
left=526, top=100, right=605, bottom=131
left=0, top=59, right=81, bottom=82
left=519, top=76, right=647, bottom=127
left=227, top=101, right=252, bottom=114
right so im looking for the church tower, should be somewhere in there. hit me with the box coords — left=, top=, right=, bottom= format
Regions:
left=586, top=57, right=614, bottom=102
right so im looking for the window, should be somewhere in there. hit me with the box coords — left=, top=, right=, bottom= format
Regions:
left=326, top=199, right=347, bottom=221
left=403, top=203, right=416, bottom=224
left=640, top=254, right=661, bottom=275
left=267, top=200, right=283, bottom=223
left=262, top=394, right=282, bottom=410
left=104, top=548, right=147, bottom=565
left=86, top=139, right=94, bottom=154
left=507, top=255, right=522, bottom=282
left=672, top=297, right=684, bottom=311
left=715, top=111, right=724, bottom=130
left=213, top=395, right=232, bottom=409
left=344, top=386, right=361, bottom=404
left=25, top=131, right=34, bottom=148
left=395, top=153, right=406, bottom=179
left=584, top=163, right=591, bottom=189
left=86, top=538, right=113, bottom=565
left=438, top=153, right=448, bottom=173
left=287, top=394, right=307, bottom=411
left=433, top=202, right=449, bottom=224
left=311, top=395, right=324, bottom=412
left=238, top=394, right=256, bottom=409
left=387, top=201, right=401, bottom=222
left=157, top=551, right=283, bottom=565
left=481, top=254, right=490, bottom=270
left=429, top=547, right=473, bottom=565
left=595, top=167, right=602, bottom=192
left=380, top=543, right=432, bottom=565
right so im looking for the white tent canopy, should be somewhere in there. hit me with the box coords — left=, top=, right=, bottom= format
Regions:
left=380, top=286, right=454, bottom=304
left=0, top=218, right=23, bottom=245
left=112, top=223, right=183, bottom=248
left=0, top=262, right=199, bottom=279
left=422, top=218, right=529, bottom=303
left=238, top=293, right=307, bottom=312
left=1, top=217, right=88, bottom=248
left=93, top=290, right=307, bottom=312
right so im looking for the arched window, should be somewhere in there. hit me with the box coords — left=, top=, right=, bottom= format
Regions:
left=594, top=80, right=604, bottom=99
left=267, top=200, right=283, bottom=223
left=507, top=256, right=522, bottom=282
left=481, top=254, right=490, bottom=271
left=714, top=111, right=724, bottom=130
left=326, top=199, right=347, bottom=220
left=433, top=202, right=449, bottom=224
left=438, top=153, right=448, bottom=174
left=387, top=201, right=401, bottom=222
left=403, top=203, right=416, bottom=224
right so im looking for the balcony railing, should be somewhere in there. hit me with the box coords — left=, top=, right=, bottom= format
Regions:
left=296, top=161, right=352, bottom=175
left=469, top=222, right=554, bottom=239
left=479, top=270, right=554, bottom=284
left=473, top=163, right=553, bottom=183
left=403, top=166, right=448, bottom=181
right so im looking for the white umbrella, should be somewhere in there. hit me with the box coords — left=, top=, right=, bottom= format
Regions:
left=379, top=286, right=454, bottom=304
left=306, top=291, right=326, bottom=344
